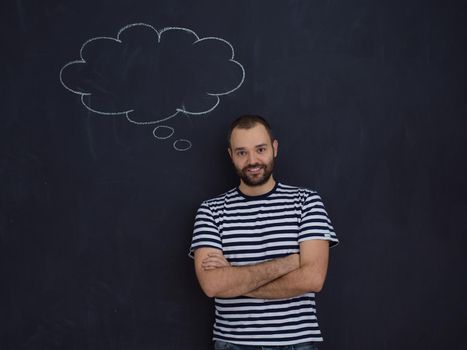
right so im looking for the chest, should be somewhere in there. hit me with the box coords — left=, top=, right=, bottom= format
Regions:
left=216, top=203, right=302, bottom=264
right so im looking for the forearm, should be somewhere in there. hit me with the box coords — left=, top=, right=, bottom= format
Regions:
left=245, top=258, right=327, bottom=299
left=198, top=254, right=299, bottom=298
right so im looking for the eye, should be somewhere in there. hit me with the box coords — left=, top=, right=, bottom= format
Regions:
left=257, top=147, right=266, bottom=153
left=236, top=151, right=246, bottom=157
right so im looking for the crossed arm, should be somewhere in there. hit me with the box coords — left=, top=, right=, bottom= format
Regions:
left=193, top=239, right=329, bottom=299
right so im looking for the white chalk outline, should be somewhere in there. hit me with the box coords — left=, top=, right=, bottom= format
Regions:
left=59, top=23, right=246, bottom=126
left=173, top=139, right=192, bottom=151
left=152, top=125, right=175, bottom=140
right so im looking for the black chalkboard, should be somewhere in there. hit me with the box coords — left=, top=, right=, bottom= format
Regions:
left=1, top=1, right=467, bottom=349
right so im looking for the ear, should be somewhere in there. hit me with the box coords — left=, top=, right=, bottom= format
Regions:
left=273, top=139, right=278, bottom=158
left=227, top=147, right=233, bottom=159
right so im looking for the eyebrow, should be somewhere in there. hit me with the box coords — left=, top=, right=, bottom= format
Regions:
left=233, top=147, right=246, bottom=152
left=233, top=143, right=268, bottom=152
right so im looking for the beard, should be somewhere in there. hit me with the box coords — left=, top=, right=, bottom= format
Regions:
left=236, top=157, right=275, bottom=187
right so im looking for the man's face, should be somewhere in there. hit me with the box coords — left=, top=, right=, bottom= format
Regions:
left=228, top=124, right=278, bottom=187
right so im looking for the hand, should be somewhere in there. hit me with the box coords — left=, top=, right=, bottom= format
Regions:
left=202, top=252, right=231, bottom=271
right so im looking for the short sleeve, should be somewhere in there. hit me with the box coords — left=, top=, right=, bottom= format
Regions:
left=299, top=191, right=339, bottom=247
left=189, top=201, right=222, bottom=258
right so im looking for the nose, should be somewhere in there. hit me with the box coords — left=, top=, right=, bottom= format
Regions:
left=247, top=152, right=258, bottom=165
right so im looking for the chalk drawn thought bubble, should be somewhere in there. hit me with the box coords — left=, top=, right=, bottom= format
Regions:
left=59, top=23, right=245, bottom=151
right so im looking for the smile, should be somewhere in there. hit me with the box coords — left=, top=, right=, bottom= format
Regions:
left=246, top=166, right=264, bottom=174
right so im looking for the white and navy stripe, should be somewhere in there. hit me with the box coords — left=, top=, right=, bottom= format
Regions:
left=190, top=183, right=338, bottom=346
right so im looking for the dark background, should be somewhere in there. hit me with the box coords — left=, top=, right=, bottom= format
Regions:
left=1, top=0, right=467, bottom=349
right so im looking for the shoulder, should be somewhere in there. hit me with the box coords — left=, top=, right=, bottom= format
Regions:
left=201, top=187, right=239, bottom=208
left=275, top=183, right=318, bottom=198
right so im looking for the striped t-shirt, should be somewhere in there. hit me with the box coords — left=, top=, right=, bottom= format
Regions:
left=190, top=182, right=338, bottom=346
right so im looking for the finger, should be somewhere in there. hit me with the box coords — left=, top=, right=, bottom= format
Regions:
left=202, top=260, right=226, bottom=268
left=202, top=258, right=230, bottom=268
left=203, top=265, right=219, bottom=270
left=202, top=264, right=223, bottom=270
left=207, top=253, right=223, bottom=258
left=202, top=256, right=226, bottom=264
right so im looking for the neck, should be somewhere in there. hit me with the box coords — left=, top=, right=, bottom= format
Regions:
left=239, top=176, right=276, bottom=197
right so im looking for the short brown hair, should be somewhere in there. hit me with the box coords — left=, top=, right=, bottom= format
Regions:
left=227, top=115, right=274, bottom=147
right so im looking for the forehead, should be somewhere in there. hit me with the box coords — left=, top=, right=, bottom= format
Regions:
left=230, top=124, right=271, bottom=148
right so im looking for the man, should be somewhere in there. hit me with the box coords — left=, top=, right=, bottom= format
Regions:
left=190, top=115, right=338, bottom=349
